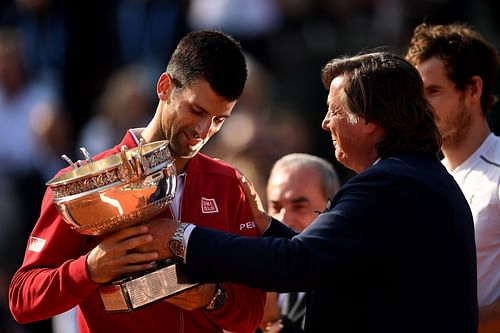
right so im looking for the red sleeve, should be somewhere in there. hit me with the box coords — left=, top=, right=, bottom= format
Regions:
left=204, top=174, right=265, bottom=332
left=9, top=188, right=99, bottom=323
left=206, top=282, right=265, bottom=333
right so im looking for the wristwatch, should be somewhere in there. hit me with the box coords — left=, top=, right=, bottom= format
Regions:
left=204, top=283, right=227, bottom=312
left=168, top=222, right=189, bottom=259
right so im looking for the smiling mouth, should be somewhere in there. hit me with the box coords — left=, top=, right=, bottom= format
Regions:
left=184, top=132, right=202, bottom=146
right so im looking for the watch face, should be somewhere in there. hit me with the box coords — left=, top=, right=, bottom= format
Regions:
left=169, top=239, right=184, bottom=257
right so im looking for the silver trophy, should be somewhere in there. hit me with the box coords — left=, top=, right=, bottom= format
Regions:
left=46, top=140, right=197, bottom=312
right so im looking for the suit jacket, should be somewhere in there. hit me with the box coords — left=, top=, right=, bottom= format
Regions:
left=184, top=153, right=478, bottom=333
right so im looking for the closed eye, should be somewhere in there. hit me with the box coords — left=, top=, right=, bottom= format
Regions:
left=425, top=85, right=442, bottom=96
left=213, top=116, right=227, bottom=125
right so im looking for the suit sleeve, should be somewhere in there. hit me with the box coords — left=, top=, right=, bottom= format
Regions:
left=9, top=188, right=99, bottom=323
left=183, top=181, right=384, bottom=293
left=263, top=218, right=297, bottom=239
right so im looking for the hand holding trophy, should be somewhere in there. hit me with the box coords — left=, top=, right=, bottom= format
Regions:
left=46, top=140, right=197, bottom=312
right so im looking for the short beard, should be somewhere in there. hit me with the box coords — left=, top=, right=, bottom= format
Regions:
left=441, top=101, right=471, bottom=150
left=169, top=140, right=202, bottom=160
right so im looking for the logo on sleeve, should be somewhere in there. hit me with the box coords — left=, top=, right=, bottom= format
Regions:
left=28, top=237, right=46, bottom=252
left=201, top=197, right=219, bottom=214
left=240, top=221, right=256, bottom=230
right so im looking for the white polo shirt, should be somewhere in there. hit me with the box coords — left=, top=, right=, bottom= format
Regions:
left=443, top=133, right=500, bottom=306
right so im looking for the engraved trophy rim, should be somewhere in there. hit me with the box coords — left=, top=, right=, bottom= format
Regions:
left=46, top=140, right=170, bottom=188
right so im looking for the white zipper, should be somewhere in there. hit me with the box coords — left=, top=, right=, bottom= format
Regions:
left=169, top=173, right=186, bottom=223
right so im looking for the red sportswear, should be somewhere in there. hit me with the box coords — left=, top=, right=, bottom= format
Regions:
left=9, top=131, right=265, bottom=333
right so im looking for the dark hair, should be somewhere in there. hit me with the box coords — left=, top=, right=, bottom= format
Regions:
left=166, top=30, right=247, bottom=101
left=321, top=52, right=442, bottom=157
left=406, top=22, right=499, bottom=113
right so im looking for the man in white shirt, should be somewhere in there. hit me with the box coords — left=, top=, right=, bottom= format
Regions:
left=407, top=22, right=500, bottom=332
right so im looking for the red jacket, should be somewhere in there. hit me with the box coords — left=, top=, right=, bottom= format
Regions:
left=9, top=131, right=265, bottom=333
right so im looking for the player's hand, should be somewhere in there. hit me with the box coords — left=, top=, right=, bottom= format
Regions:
left=264, top=320, right=283, bottom=333
left=134, top=218, right=178, bottom=259
left=86, top=225, right=159, bottom=283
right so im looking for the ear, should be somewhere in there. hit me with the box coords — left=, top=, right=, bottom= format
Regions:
left=466, top=75, right=483, bottom=106
left=157, top=72, right=173, bottom=101
left=362, top=121, right=380, bottom=135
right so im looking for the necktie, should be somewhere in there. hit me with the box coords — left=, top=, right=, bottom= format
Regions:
left=286, top=292, right=298, bottom=314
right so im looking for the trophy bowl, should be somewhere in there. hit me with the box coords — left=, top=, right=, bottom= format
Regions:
left=46, top=140, right=197, bottom=312
left=46, top=140, right=176, bottom=235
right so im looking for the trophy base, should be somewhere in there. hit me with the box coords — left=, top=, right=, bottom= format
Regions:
left=99, top=259, right=198, bottom=312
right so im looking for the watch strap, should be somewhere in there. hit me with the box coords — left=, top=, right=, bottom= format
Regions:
left=169, top=222, right=189, bottom=259
left=204, top=283, right=227, bottom=312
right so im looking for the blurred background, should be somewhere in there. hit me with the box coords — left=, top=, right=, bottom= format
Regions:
left=0, top=0, right=499, bottom=332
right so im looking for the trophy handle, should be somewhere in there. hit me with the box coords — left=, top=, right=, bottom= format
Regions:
left=130, top=139, right=146, bottom=178
left=119, top=145, right=135, bottom=180
left=130, top=152, right=144, bottom=178
left=119, top=144, right=145, bottom=180
left=80, top=147, right=93, bottom=163
left=61, top=154, right=77, bottom=169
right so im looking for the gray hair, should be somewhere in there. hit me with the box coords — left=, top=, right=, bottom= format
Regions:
left=269, top=153, right=340, bottom=200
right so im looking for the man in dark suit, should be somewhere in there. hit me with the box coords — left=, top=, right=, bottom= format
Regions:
left=142, top=52, right=478, bottom=333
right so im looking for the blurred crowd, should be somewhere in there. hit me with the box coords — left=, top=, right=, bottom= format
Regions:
left=0, top=0, right=499, bottom=332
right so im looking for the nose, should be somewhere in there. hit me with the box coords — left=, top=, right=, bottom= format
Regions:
left=194, top=117, right=212, bottom=139
left=321, top=115, right=330, bottom=132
